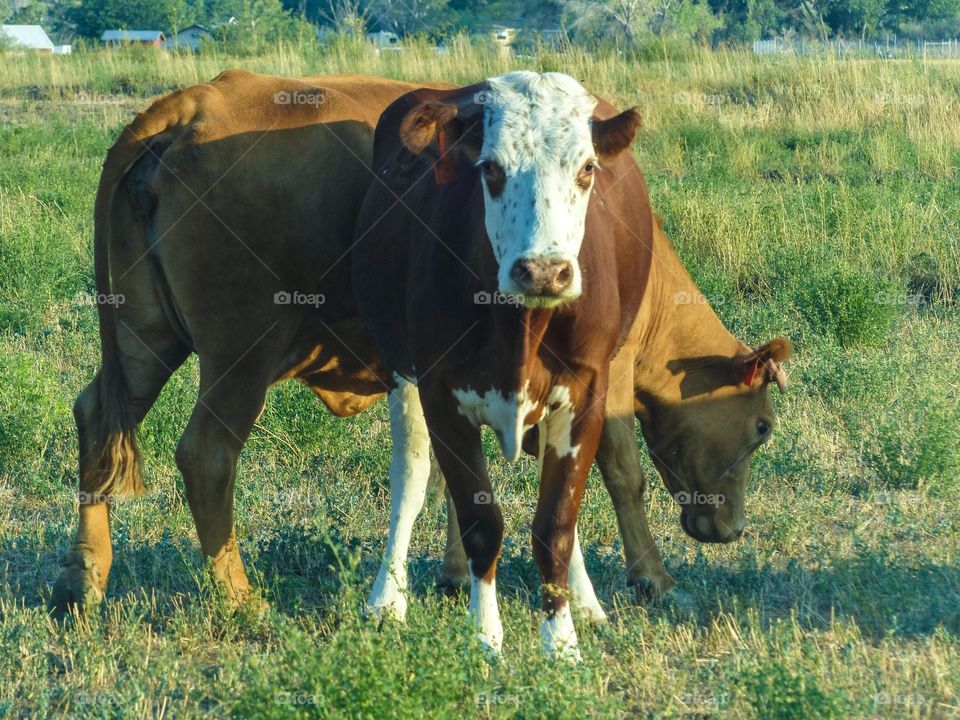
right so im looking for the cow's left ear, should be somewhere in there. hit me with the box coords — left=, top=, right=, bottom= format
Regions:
left=592, top=108, right=641, bottom=161
left=734, top=337, right=793, bottom=391
left=399, top=101, right=460, bottom=154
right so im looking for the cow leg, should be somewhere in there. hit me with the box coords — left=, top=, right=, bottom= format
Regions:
left=424, top=403, right=504, bottom=655
left=366, top=379, right=432, bottom=621
left=534, top=388, right=607, bottom=662
left=438, top=486, right=469, bottom=595
left=567, top=526, right=607, bottom=623
left=175, top=362, right=268, bottom=608
left=596, top=417, right=677, bottom=600
left=51, top=328, right=187, bottom=617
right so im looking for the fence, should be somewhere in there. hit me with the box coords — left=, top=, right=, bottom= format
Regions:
left=753, top=37, right=960, bottom=59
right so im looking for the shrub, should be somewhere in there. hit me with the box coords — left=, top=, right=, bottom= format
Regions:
left=788, top=261, right=899, bottom=347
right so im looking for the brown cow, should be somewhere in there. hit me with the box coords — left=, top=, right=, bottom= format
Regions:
left=351, top=72, right=647, bottom=659
left=50, top=70, right=429, bottom=615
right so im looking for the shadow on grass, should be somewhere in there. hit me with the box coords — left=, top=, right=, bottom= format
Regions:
left=4, top=523, right=958, bottom=642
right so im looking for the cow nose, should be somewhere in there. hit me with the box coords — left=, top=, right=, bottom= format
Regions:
left=509, top=257, right=574, bottom=295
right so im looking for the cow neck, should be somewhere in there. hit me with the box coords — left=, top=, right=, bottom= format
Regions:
left=467, top=194, right=558, bottom=397
left=634, top=226, right=746, bottom=405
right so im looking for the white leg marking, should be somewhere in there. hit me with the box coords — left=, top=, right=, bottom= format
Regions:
left=540, top=603, right=581, bottom=662
left=469, top=561, right=503, bottom=654
left=366, top=378, right=431, bottom=622
left=568, top=526, right=606, bottom=624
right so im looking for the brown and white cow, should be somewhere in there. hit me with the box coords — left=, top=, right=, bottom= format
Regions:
left=438, top=214, right=792, bottom=620
left=352, top=72, right=646, bottom=658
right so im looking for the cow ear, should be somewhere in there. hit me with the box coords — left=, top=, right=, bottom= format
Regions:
left=592, top=108, right=641, bottom=161
left=399, top=101, right=459, bottom=154
left=734, top=337, right=793, bottom=391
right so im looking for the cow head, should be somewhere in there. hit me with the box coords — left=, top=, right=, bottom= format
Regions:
left=398, top=71, right=641, bottom=308
left=641, top=338, right=792, bottom=544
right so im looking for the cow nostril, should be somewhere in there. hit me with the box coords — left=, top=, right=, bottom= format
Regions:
left=510, top=259, right=534, bottom=287
left=554, top=261, right=573, bottom=288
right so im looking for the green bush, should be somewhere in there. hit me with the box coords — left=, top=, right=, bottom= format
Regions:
left=788, top=261, right=899, bottom=347
left=745, top=661, right=850, bottom=719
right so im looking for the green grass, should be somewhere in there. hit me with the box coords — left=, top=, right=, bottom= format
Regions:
left=0, top=44, right=958, bottom=718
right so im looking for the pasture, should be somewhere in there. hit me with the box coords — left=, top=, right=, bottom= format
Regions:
left=0, top=41, right=959, bottom=718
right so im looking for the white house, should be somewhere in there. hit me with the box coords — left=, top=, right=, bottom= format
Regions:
left=0, top=24, right=55, bottom=52
left=166, top=24, right=212, bottom=51
left=368, top=30, right=402, bottom=55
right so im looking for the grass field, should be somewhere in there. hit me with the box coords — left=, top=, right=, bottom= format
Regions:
left=1, top=41, right=959, bottom=718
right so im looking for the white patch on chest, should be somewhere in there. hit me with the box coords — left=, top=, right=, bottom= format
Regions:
left=543, top=384, right=580, bottom=460
left=451, top=381, right=581, bottom=463
left=452, top=380, right=543, bottom=462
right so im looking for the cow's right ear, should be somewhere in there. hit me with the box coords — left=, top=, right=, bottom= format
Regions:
left=399, top=101, right=459, bottom=154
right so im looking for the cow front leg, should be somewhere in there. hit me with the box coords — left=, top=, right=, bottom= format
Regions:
left=534, top=393, right=606, bottom=661
left=439, top=486, right=469, bottom=595
left=596, top=412, right=678, bottom=599
left=424, top=399, right=504, bottom=654
left=366, top=378, right=432, bottom=621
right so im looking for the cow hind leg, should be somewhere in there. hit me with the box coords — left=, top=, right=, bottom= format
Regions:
left=175, top=362, right=269, bottom=609
left=51, top=332, right=187, bottom=617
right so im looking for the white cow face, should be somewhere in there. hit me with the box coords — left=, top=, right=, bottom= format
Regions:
left=397, top=71, right=641, bottom=309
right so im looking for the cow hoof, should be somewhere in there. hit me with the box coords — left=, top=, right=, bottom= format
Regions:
left=662, top=587, right=697, bottom=616
left=365, top=592, right=408, bottom=625
left=476, top=627, right=503, bottom=658
left=48, top=551, right=105, bottom=619
left=436, top=577, right=468, bottom=599
left=234, top=592, right=271, bottom=619
left=574, top=601, right=608, bottom=625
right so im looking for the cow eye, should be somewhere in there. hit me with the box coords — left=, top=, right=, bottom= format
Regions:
left=756, top=419, right=771, bottom=437
left=479, top=160, right=505, bottom=197
left=576, top=159, right=596, bottom=190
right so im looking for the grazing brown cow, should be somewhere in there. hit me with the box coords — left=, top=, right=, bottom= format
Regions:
left=437, top=214, right=792, bottom=618
left=49, top=70, right=434, bottom=615
left=352, top=72, right=647, bottom=658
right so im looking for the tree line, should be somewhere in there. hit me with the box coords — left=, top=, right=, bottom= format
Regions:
left=4, top=0, right=960, bottom=47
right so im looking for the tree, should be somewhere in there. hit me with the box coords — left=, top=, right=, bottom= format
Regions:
left=67, top=0, right=201, bottom=38
left=367, top=0, right=449, bottom=35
